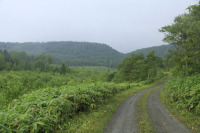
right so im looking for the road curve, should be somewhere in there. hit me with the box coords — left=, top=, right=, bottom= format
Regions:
left=104, top=81, right=165, bottom=133
left=148, top=88, right=191, bottom=133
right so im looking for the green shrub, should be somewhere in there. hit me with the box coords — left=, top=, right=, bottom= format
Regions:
left=162, top=76, right=200, bottom=115
left=0, top=82, right=133, bottom=132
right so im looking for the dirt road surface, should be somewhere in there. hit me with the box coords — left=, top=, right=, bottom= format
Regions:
left=104, top=81, right=191, bottom=133
left=148, top=88, right=191, bottom=133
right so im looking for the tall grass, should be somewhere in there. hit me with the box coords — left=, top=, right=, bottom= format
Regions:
left=0, top=82, right=137, bottom=132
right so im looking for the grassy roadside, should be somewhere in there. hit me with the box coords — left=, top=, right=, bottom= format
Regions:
left=136, top=85, right=163, bottom=133
left=57, top=77, right=168, bottom=133
left=159, top=91, right=200, bottom=133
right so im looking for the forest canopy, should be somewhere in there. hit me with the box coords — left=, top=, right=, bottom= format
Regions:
left=159, top=3, right=200, bottom=75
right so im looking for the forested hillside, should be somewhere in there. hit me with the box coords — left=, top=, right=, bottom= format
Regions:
left=126, top=44, right=175, bottom=57
left=0, top=42, right=124, bottom=67
left=0, top=42, right=173, bottom=67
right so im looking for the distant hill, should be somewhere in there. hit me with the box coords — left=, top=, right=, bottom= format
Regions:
left=0, top=42, right=175, bottom=67
left=0, top=42, right=125, bottom=67
left=126, top=45, right=175, bottom=57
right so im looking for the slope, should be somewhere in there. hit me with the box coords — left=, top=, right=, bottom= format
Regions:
left=0, top=42, right=175, bottom=67
left=0, top=41, right=125, bottom=67
left=127, top=44, right=175, bottom=57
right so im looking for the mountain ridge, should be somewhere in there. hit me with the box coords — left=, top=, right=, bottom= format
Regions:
left=127, top=44, right=175, bottom=57
left=0, top=41, right=174, bottom=67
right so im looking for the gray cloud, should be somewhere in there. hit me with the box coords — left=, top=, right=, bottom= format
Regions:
left=0, top=0, right=197, bottom=53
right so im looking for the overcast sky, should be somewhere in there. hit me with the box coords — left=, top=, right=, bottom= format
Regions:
left=0, top=0, right=198, bottom=53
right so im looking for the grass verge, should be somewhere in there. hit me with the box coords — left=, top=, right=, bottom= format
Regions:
left=57, top=77, right=168, bottom=133
left=159, top=91, right=200, bottom=133
left=136, top=85, right=163, bottom=133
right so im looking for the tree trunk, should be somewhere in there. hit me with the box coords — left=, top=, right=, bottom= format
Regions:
left=186, top=60, right=188, bottom=75
left=147, top=70, right=150, bottom=79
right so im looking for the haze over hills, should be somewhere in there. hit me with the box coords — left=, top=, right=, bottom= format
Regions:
left=0, top=41, right=174, bottom=67
left=127, top=45, right=175, bottom=57
left=0, top=42, right=124, bottom=67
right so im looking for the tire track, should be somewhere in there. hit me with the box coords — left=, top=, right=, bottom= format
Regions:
left=104, top=81, right=165, bottom=133
left=148, top=88, right=191, bottom=133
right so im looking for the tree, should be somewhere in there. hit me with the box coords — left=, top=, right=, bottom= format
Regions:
left=159, top=3, right=200, bottom=75
left=0, top=49, right=54, bottom=72
left=60, top=62, right=67, bottom=75
left=113, top=54, right=148, bottom=83
left=107, top=72, right=116, bottom=82
left=0, top=52, right=4, bottom=70
left=146, top=50, right=160, bottom=79
left=163, top=50, right=176, bottom=71
left=34, top=53, right=53, bottom=72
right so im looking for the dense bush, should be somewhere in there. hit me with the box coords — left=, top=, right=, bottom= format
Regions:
left=0, top=68, right=110, bottom=108
left=113, top=51, right=164, bottom=83
left=0, top=82, right=136, bottom=132
left=162, top=76, right=200, bottom=115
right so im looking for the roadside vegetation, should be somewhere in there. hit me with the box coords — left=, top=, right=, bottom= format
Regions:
left=0, top=47, right=167, bottom=132
left=0, top=71, right=167, bottom=132
left=0, top=82, right=132, bottom=132
left=160, top=76, right=200, bottom=133
left=159, top=2, right=200, bottom=133
left=0, top=66, right=110, bottom=109
left=58, top=77, right=167, bottom=133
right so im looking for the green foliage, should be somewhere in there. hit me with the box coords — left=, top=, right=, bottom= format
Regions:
left=118, top=54, right=147, bottom=82
left=0, top=49, right=74, bottom=74
left=160, top=75, right=200, bottom=132
left=113, top=51, right=164, bottom=83
left=0, top=52, right=4, bottom=71
left=159, top=5, right=200, bottom=129
left=0, top=50, right=54, bottom=72
left=34, top=53, right=53, bottom=72
left=60, top=62, right=70, bottom=75
left=0, top=82, right=134, bottom=132
left=0, top=67, right=112, bottom=108
left=107, top=72, right=116, bottom=82
left=159, top=3, right=200, bottom=75
left=146, top=51, right=158, bottom=79
left=0, top=42, right=125, bottom=68
left=0, top=42, right=176, bottom=68
left=162, top=76, right=200, bottom=115
left=127, top=44, right=175, bottom=57
left=0, top=72, right=24, bottom=107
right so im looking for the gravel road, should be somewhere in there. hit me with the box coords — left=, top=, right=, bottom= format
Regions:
left=104, top=81, right=191, bottom=133
left=148, top=88, right=191, bottom=133
left=104, top=81, right=165, bottom=133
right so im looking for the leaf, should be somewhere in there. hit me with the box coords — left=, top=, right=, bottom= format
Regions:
left=35, top=122, right=45, bottom=126
left=0, top=124, right=12, bottom=133
left=91, top=104, right=94, bottom=109
left=32, top=123, right=37, bottom=132
left=65, top=94, right=69, bottom=100
left=190, top=91, right=196, bottom=96
left=13, top=120, right=21, bottom=127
